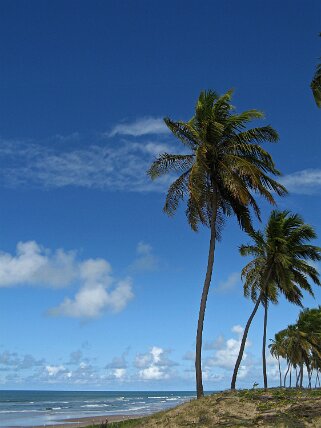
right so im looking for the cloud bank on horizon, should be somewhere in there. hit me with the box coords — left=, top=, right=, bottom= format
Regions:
left=0, top=325, right=281, bottom=388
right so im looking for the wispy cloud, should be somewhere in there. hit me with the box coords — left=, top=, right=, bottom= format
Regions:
left=129, top=241, right=159, bottom=273
left=109, top=117, right=169, bottom=137
left=280, top=169, right=321, bottom=194
left=0, top=137, right=174, bottom=192
left=215, top=272, right=240, bottom=293
left=0, top=351, right=44, bottom=370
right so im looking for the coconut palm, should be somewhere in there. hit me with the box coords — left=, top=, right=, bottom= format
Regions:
left=231, top=210, right=321, bottom=390
left=311, top=33, right=321, bottom=107
left=278, top=321, right=321, bottom=388
left=297, top=307, right=321, bottom=387
left=147, top=90, right=286, bottom=398
left=269, top=333, right=287, bottom=387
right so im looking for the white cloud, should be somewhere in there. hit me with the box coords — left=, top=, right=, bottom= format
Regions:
left=136, top=346, right=175, bottom=381
left=0, top=241, right=77, bottom=288
left=109, top=117, right=169, bottom=137
left=216, top=272, right=240, bottom=293
left=50, top=259, right=134, bottom=318
left=205, top=325, right=250, bottom=371
left=113, top=368, right=126, bottom=379
left=0, top=241, right=134, bottom=318
left=232, top=325, right=244, bottom=337
left=139, top=365, right=166, bottom=380
left=129, top=241, right=158, bottom=272
left=280, top=169, right=321, bottom=194
left=46, top=365, right=65, bottom=376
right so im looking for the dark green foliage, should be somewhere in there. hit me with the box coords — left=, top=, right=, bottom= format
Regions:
left=232, top=210, right=321, bottom=390
left=148, top=90, right=286, bottom=233
left=311, top=33, right=321, bottom=107
left=241, top=211, right=321, bottom=306
left=270, top=307, right=321, bottom=388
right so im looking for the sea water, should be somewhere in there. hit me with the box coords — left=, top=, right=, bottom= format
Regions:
left=0, top=390, right=196, bottom=427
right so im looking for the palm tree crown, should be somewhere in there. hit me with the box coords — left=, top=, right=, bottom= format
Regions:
left=148, top=90, right=286, bottom=233
left=241, top=210, right=321, bottom=306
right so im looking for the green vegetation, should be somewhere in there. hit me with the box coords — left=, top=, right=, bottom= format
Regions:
left=270, top=307, right=321, bottom=388
left=148, top=89, right=286, bottom=397
left=311, top=33, right=321, bottom=107
left=88, top=389, right=321, bottom=427
left=231, top=211, right=321, bottom=390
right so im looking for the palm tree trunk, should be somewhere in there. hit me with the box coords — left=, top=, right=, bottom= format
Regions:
left=262, top=296, right=268, bottom=390
left=308, top=370, right=312, bottom=389
left=289, top=365, right=292, bottom=388
left=277, top=357, right=281, bottom=387
left=195, top=199, right=217, bottom=399
left=284, top=363, right=290, bottom=387
left=230, top=294, right=262, bottom=390
left=299, top=364, right=304, bottom=388
left=231, top=266, right=273, bottom=391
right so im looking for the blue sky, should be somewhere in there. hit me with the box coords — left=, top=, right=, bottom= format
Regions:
left=0, top=0, right=321, bottom=391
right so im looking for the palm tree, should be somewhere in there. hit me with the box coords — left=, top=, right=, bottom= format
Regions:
left=269, top=333, right=286, bottom=387
left=231, top=210, right=321, bottom=390
left=297, top=307, right=321, bottom=387
left=272, top=311, right=321, bottom=389
left=311, top=33, right=321, bottom=107
left=147, top=90, right=286, bottom=398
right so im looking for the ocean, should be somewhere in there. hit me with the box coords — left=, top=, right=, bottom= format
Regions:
left=0, top=390, right=196, bottom=427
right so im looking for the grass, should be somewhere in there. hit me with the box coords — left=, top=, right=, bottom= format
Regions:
left=85, top=388, right=321, bottom=427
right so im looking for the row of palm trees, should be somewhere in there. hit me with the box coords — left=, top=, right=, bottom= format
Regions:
left=147, top=34, right=321, bottom=397
left=269, top=307, right=321, bottom=389
left=231, top=211, right=321, bottom=390
left=231, top=210, right=321, bottom=390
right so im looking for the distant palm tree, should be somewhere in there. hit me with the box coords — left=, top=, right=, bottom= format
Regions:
left=231, top=211, right=321, bottom=390
left=297, top=307, right=321, bottom=387
left=311, top=33, right=321, bottom=107
left=272, top=309, right=321, bottom=389
left=147, top=90, right=286, bottom=398
left=269, top=334, right=286, bottom=387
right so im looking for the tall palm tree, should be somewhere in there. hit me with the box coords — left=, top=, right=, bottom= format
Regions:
left=231, top=210, right=321, bottom=390
left=311, top=33, right=321, bottom=107
left=147, top=90, right=286, bottom=398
